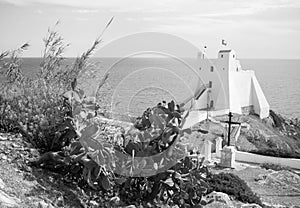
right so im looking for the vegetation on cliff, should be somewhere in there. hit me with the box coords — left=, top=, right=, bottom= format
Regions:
left=2, top=21, right=299, bottom=207
left=0, top=21, right=214, bottom=207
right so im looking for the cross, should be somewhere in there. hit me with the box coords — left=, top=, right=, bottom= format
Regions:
left=221, top=112, right=241, bottom=146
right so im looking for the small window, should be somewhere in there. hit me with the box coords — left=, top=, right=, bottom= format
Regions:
left=233, top=54, right=235, bottom=58
left=236, top=67, right=238, bottom=72
left=221, top=54, right=223, bottom=58
left=210, top=66, right=214, bottom=72
left=209, top=81, right=212, bottom=88
left=210, top=100, right=214, bottom=108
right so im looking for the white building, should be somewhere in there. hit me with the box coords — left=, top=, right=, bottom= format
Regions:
left=192, top=49, right=270, bottom=119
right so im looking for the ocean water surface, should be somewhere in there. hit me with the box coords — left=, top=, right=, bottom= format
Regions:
left=1, top=58, right=299, bottom=119
left=241, top=59, right=300, bottom=119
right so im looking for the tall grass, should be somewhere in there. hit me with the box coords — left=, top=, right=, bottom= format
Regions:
left=0, top=18, right=113, bottom=150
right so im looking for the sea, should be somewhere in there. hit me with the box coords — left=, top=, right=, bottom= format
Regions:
left=1, top=58, right=300, bottom=119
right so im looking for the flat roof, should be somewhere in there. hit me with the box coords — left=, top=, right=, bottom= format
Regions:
left=219, top=50, right=232, bottom=53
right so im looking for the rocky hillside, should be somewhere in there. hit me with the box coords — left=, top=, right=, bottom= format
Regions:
left=236, top=110, right=300, bottom=158
left=2, top=131, right=300, bottom=208
left=179, top=110, right=300, bottom=160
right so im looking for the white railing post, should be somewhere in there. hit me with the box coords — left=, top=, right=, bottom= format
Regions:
left=204, top=140, right=212, bottom=161
left=215, top=137, right=223, bottom=158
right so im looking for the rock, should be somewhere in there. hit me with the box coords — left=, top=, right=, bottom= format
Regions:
left=263, top=201, right=292, bottom=208
left=257, top=170, right=300, bottom=192
left=204, top=191, right=233, bottom=207
left=37, top=200, right=54, bottom=208
left=11, top=143, right=18, bottom=148
left=0, top=178, right=5, bottom=189
left=89, top=200, right=99, bottom=207
left=0, top=136, right=7, bottom=141
left=269, top=110, right=284, bottom=128
left=28, top=148, right=38, bottom=155
left=110, top=196, right=120, bottom=205
left=0, top=190, right=19, bottom=207
left=241, top=203, right=262, bottom=208
left=38, top=201, right=45, bottom=208
left=56, top=196, right=64, bottom=207
left=145, top=202, right=153, bottom=208
left=1, top=155, right=8, bottom=160
left=263, top=117, right=275, bottom=128
left=204, top=201, right=232, bottom=208
left=47, top=204, right=55, bottom=208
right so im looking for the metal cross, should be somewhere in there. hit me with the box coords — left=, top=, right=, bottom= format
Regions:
left=222, top=112, right=241, bottom=146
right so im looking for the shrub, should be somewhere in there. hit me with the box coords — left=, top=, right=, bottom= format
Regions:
left=260, top=162, right=292, bottom=172
left=0, top=20, right=109, bottom=151
left=0, top=29, right=73, bottom=151
left=206, top=172, right=262, bottom=205
left=30, top=99, right=211, bottom=207
left=116, top=100, right=211, bottom=207
left=0, top=87, right=71, bottom=151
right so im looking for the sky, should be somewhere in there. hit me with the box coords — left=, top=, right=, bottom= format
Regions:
left=0, top=0, right=300, bottom=59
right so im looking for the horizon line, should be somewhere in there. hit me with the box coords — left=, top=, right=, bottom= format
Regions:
left=16, top=57, right=300, bottom=60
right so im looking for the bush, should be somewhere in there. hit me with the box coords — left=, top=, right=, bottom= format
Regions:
left=0, top=87, right=71, bottom=151
left=260, top=162, right=291, bottom=172
left=0, top=22, right=105, bottom=151
left=30, top=98, right=211, bottom=207
left=206, top=172, right=262, bottom=205
left=115, top=101, right=210, bottom=207
left=0, top=29, right=73, bottom=151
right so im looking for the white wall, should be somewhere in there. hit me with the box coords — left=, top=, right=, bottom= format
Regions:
left=213, top=58, right=230, bottom=111
left=196, top=49, right=269, bottom=119
left=230, top=71, right=253, bottom=107
left=196, top=58, right=229, bottom=111
left=194, top=90, right=209, bottom=109
left=251, top=75, right=270, bottom=118
left=235, top=151, right=300, bottom=170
